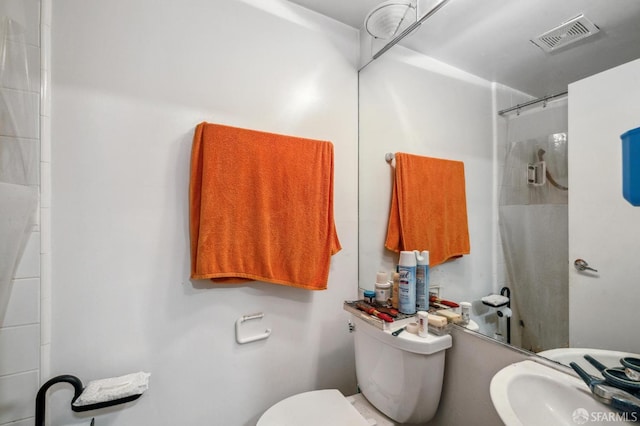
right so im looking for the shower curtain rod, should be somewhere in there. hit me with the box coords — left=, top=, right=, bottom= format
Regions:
left=497, top=90, right=568, bottom=116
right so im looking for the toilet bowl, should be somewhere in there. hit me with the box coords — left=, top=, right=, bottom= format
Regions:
left=257, top=314, right=452, bottom=425
left=257, top=389, right=371, bottom=426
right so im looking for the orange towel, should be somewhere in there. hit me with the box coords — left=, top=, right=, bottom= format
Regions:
left=385, top=153, right=470, bottom=267
left=189, top=122, right=341, bottom=290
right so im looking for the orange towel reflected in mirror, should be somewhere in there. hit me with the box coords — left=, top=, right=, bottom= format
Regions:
left=385, top=153, right=470, bottom=267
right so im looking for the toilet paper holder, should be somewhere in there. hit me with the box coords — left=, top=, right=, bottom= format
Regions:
left=235, top=312, right=272, bottom=344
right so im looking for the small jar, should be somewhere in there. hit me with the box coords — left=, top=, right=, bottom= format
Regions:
left=460, top=302, right=471, bottom=325
left=363, top=290, right=376, bottom=304
left=375, top=272, right=391, bottom=304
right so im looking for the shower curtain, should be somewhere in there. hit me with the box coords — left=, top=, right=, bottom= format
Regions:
left=499, top=100, right=568, bottom=352
left=0, top=18, right=39, bottom=323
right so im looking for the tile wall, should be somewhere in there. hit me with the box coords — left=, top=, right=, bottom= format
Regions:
left=0, top=0, right=47, bottom=425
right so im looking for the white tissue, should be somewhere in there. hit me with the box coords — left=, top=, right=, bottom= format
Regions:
left=481, top=294, right=509, bottom=307
left=72, top=372, right=150, bottom=407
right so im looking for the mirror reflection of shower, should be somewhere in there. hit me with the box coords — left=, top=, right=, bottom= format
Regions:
left=538, top=139, right=568, bottom=191
left=498, top=99, right=569, bottom=353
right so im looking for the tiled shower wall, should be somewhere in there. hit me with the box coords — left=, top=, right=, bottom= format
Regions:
left=0, top=0, right=49, bottom=424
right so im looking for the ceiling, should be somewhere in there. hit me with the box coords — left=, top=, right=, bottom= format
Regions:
left=286, top=0, right=640, bottom=97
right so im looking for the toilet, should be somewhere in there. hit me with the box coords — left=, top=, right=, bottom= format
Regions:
left=257, top=314, right=452, bottom=425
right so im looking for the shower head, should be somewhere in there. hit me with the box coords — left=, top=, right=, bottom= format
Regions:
left=364, top=0, right=416, bottom=40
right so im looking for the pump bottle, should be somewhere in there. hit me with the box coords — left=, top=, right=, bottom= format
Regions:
left=416, top=250, right=430, bottom=311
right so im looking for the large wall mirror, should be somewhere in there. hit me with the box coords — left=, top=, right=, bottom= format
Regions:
left=358, top=0, right=640, bottom=357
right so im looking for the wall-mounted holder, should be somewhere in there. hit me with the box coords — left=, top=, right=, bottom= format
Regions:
left=35, top=374, right=144, bottom=426
left=235, top=312, right=271, bottom=344
left=527, top=161, right=546, bottom=186
left=481, top=287, right=512, bottom=344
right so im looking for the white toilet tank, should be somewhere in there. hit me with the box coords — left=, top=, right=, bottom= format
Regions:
left=352, top=314, right=452, bottom=424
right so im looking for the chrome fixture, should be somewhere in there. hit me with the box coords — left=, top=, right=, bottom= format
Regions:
left=574, top=259, right=598, bottom=273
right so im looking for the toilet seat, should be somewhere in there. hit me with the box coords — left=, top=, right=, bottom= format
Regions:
left=257, top=389, right=371, bottom=426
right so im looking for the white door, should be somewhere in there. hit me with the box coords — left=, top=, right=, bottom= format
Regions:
left=568, top=58, right=640, bottom=353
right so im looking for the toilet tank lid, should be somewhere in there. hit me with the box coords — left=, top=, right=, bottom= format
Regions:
left=353, top=315, right=452, bottom=355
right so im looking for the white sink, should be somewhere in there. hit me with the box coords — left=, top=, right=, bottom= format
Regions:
left=490, top=360, right=635, bottom=425
left=538, top=348, right=640, bottom=377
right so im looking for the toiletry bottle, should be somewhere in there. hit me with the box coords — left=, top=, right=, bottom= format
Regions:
left=375, top=271, right=391, bottom=304
left=417, top=311, right=429, bottom=337
left=416, top=250, right=430, bottom=311
left=391, top=272, right=400, bottom=309
left=460, top=301, right=471, bottom=325
left=397, top=251, right=417, bottom=315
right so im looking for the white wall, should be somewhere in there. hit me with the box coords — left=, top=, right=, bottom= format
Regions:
left=0, top=1, right=44, bottom=425
left=358, top=47, right=498, bottom=335
left=430, top=328, right=531, bottom=426
left=50, top=1, right=358, bottom=424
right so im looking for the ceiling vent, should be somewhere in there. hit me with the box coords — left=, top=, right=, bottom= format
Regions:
left=531, top=14, right=600, bottom=53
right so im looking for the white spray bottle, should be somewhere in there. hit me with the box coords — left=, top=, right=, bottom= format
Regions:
left=416, top=250, right=430, bottom=311
left=398, top=251, right=417, bottom=314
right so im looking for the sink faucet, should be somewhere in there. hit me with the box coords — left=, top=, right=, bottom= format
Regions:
left=570, top=362, right=640, bottom=418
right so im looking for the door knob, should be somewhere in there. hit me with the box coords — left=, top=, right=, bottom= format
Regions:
left=574, top=259, right=598, bottom=272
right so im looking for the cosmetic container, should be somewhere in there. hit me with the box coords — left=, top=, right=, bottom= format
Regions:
left=375, top=272, right=391, bottom=304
